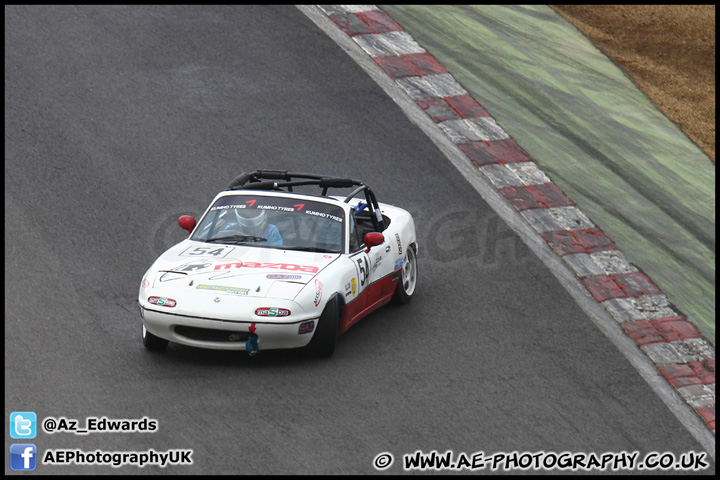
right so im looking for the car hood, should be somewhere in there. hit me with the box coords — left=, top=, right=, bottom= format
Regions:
left=147, top=240, right=339, bottom=299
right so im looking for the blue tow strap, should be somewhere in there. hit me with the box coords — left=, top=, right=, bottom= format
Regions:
left=246, top=334, right=258, bottom=356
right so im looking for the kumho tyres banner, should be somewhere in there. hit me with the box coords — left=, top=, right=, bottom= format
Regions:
left=381, top=5, right=715, bottom=344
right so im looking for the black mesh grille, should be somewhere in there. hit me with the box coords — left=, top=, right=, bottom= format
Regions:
left=174, top=326, right=250, bottom=343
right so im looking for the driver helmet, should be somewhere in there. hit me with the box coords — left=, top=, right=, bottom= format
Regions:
left=235, top=208, right=267, bottom=236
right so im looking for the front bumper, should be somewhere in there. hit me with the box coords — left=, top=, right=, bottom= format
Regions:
left=140, top=307, right=317, bottom=351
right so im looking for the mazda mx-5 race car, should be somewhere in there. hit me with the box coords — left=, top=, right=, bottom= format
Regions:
left=138, top=170, right=418, bottom=357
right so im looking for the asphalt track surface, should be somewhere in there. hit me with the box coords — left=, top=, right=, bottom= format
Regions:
left=4, top=5, right=715, bottom=475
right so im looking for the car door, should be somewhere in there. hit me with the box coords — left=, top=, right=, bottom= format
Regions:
left=348, top=214, right=371, bottom=311
left=364, top=229, right=394, bottom=299
left=350, top=209, right=394, bottom=305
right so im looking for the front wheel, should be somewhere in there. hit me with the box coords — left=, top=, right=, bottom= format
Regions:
left=143, top=325, right=169, bottom=351
left=393, top=243, right=417, bottom=305
left=306, top=296, right=339, bottom=357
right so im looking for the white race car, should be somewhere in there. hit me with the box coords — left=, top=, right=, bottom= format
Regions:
left=138, top=170, right=418, bottom=357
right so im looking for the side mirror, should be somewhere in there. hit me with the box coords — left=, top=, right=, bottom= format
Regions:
left=363, top=232, right=384, bottom=252
left=178, top=215, right=196, bottom=233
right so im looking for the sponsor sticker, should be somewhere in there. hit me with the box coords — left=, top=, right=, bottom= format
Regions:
left=394, top=257, right=404, bottom=271
left=255, top=307, right=291, bottom=317
left=148, top=297, right=177, bottom=307
left=175, top=262, right=214, bottom=272
left=305, top=210, right=343, bottom=223
left=314, top=279, right=323, bottom=307
left=266, top=274, right=302, bottom=280
left=298, top=320, right=315, bottom=334
left=196, top=284, right=250, bottom=295
left=372, top=255, right=383, bottom=273
left=351, top=278, right=357, bottom=296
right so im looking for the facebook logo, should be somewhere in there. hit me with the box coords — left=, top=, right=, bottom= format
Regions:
left=10, top=411, right=37, bottom=439
left=10, top=444, right=37, bottom=471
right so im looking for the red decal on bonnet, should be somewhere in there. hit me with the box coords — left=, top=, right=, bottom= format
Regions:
left=214, top=262, right=243, bottom=270
left=214, top=262, right=319, bottom=273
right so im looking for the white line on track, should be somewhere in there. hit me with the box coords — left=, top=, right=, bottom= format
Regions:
left=297, top=4, right=715, bottom=458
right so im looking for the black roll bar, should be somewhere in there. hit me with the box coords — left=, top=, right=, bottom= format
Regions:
left=226, top=170, right=385, bottom=230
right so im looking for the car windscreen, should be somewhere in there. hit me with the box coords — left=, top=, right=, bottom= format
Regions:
left=191, top=195, right=345, bottom=253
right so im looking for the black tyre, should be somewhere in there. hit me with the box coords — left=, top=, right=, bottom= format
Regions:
left=392, top=243, right=417, bottom=305
left=306, top=296, right=340, bottom=357
left=143, top=325, right=169, bottom=351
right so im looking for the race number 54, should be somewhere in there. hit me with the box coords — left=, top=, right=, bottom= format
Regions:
left=180, top=246, right=234, bottom=258
left=357, top=255, right=370, bottom=286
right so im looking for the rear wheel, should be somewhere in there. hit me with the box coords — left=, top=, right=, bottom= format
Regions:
left=143, top=325, right=169, bottom=351
left=306, top=296, right=339, bottom=357
left=393, top=243, right=417, bottom=305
